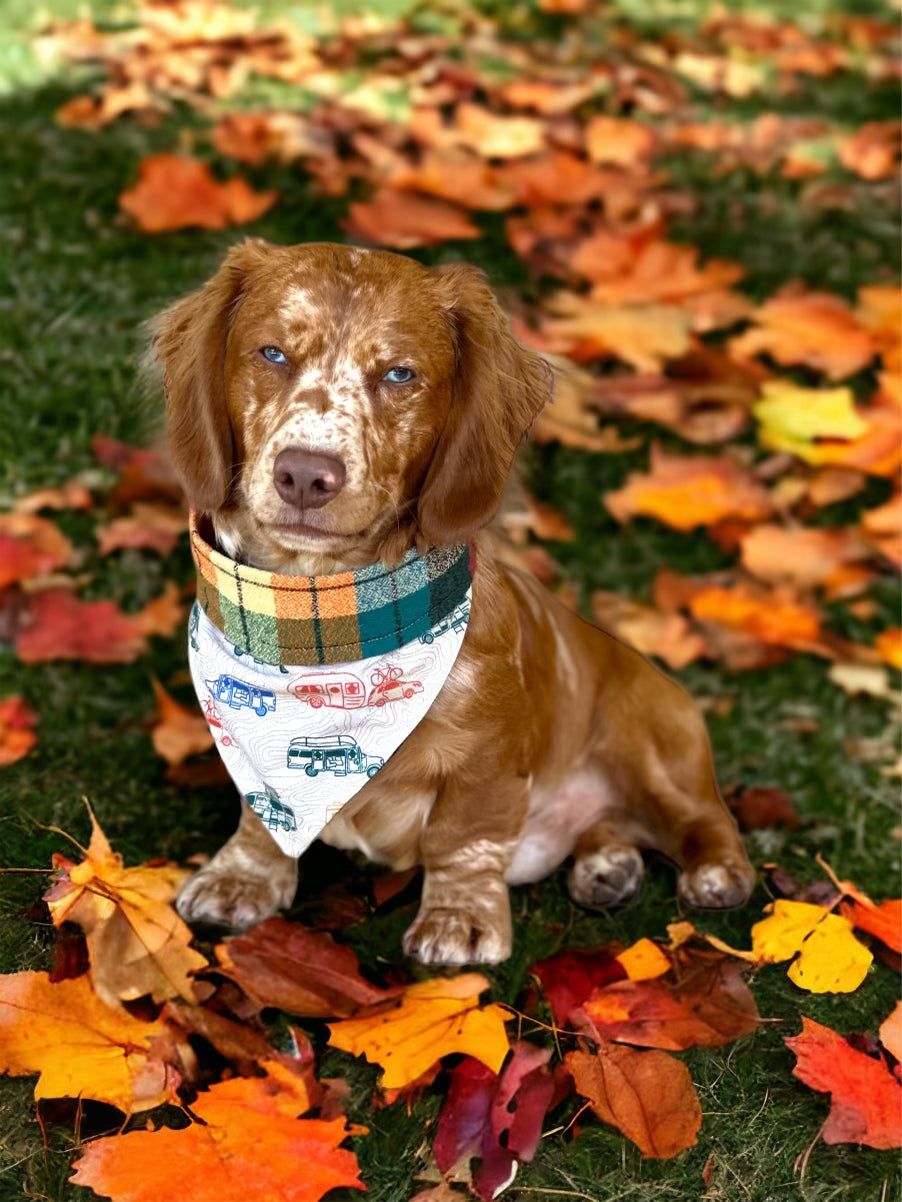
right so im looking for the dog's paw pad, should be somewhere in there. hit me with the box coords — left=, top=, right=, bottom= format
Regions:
left=403, top=907, right=510, bottom=966
left=678, top=861, right=755, bottom=910
left=568, top=844, right=644, bottom=910
left=177, top=865, right=295, bottom=931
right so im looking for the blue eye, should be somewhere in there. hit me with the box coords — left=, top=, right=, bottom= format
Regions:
left=382, top=365, right=414, bottom=384
left=261, top=346, right=288, bottom=364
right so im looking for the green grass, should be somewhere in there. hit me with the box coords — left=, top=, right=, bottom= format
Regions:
left=0, top=1, right=900, bottom=1200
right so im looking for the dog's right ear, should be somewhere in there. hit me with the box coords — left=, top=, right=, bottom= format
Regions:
left=147, top=239, right=268, bottom=512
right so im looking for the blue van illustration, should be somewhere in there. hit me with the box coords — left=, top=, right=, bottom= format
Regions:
left=246, top=789, right=297, bottom=834
left=419, top=602, right=470, bottom=644
left=287, top=735, right=383, bottom=778
left=206, top=674, right=276, bottom=717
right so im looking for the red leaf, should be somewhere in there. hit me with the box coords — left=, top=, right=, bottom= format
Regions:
left=15, top=589, right=147, bottom=664
left=215, top=917, right=394, bottom=1018
left=119, top=154, right=278, bottom=233
left=531, top=946, right=627, bottom=1029
left=785, top=1018, right=902, bottom=1148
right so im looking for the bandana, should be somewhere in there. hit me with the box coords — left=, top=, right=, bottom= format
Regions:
left=188, top=516, right=474, bottom=857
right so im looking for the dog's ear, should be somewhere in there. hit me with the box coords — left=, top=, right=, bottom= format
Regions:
left=147, top=239, right=268, bottom=512
left=416, top=264, right=552, bottom=548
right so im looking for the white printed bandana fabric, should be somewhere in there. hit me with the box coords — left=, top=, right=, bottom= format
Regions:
left=187, top=518, right=473, bottom=858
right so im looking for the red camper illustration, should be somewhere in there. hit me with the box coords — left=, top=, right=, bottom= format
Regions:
left=289, top=665, right=423, bottom=710
left=202, top=698, right=234, bottom=747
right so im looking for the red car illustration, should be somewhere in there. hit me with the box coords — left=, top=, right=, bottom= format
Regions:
left=289, top=665, right=422, bottom=710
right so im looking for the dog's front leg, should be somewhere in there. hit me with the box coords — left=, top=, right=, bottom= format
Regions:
left=403, top=775, right=528, bottom=966
left=176, top=800, right=298, bottom=930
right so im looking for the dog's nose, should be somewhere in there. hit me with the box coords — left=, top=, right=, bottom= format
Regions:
left=272, top=448, right=346, bottom=509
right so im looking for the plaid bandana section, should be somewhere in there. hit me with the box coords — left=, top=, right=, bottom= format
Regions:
left=190, top=515, right=475, bottom=666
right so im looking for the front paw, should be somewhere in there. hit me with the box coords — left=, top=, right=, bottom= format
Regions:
left=177, top=859, right=297, bottom=930
left=678, top=860, right=755, bottom=909
left=403, top=904, right=512, bottom=966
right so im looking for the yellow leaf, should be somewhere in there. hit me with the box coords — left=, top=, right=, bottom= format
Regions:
left=328, top=973, right=510, bottom=1090
left=44, top=804, right=209, bottom=1007
left=615, top=938, right=672, bottom=981
left=0, top=971, right=177, bottom=1113
left=753, top=380, right=868, bottom=461
left=751, top=900, right=872, bottom=993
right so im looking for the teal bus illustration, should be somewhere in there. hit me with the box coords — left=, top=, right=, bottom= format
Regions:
left=286, top=735, right=383, bottom=778
left=206, top=674, right=276, bottom=717
left=246, top=789, right=297, bottom=833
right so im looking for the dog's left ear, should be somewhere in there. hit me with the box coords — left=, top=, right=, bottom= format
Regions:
left=416, top=264, right=552, bottom=548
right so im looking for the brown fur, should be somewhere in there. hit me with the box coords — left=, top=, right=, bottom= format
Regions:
left=152, top=240, right=754, bottom=965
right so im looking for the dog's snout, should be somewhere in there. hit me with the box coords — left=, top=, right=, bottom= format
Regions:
left=273, top=448, right=346, bottom=509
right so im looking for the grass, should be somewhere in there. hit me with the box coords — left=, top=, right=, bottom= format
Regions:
left=0, top=0, right=900, bottom=1200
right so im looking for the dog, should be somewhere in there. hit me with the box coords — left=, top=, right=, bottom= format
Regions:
left=151, top=239, right=755, bottom=966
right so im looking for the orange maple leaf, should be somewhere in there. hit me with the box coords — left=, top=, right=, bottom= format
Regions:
left=687, top=582, right=823, bottom=651
left=44, top=804, right=209, bottom=1006
left=328, top=973, right=510, bottom=1090
left=584, top=116, right=658, bottom=166
left=342, top=187, right=480, bottom=249
left=785, top=1018, right=901, bottom=1149
left=0, top=971, right=179, bottom=1113
left=0, top=696, right=38, bottom=766
left=150, top=676, right=214, bottom=766
left=70, top=1068, right=364, bottom=1202
left=0, top=512, right=73, bottom=589
left=604, top=444, right=773, bottom=530
left=729, top=289, right=874, bottom=379
left=119, top=154, right=278, bottom=233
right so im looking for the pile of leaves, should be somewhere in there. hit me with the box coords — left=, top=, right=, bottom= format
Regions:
left=0, top=806, right=898, bottom=1201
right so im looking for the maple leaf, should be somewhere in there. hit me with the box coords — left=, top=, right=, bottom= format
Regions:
left=44, top=805, right=209, bottom=1007
left=838, top=120, right=901, bottom=181
left=70, top=1069, right=365, bottom=1202
left=584, top=116, right=658, bottom=166
left=605, top=444, right=773, bottom=531
left=119, top=154, right=278, bottom=233
left=16, top=589, right=148, bottom=664
left=0, top=971, right=179, bottom=1113
left=452, top=103, right=546, bottom=159
left=12, top=480, right=93, bottom=513
left=687, top=581, right=824, bottom=654
left=566, top=1042, right=702, bottom=1159
left=0, top=512, right=74, bottom=589
left=785, top=1018, right=901, bottom=1149
left=739, top=523, right=872, bottom=591
left=879, top=1002, right=902, bottom=1064
left=730, top=290, right=874, bottom=379
left=388, top=150, right=517, bottom=212
left=434, top=1043, right=556, bottom=1202
left=342, top=187, right=480, bottom=249
left=96, top=502, right=187, bottom=557
left=579, top=957, right=761, bottom=1050
left=328, top=973, right=510, bottom=1090
left=749, top=899, right=872, bottom=992
left=215, top=917, right=395, bottom=1018
left=0, top=695, right=38, bottom=766
left=533, top=294, right=692, bottom=373
left=150, top=676, right=214, bottom=766
left=592, top=592, right=707, bottom=670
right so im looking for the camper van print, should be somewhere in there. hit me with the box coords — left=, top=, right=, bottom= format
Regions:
left=287, top=735, right=384, bottom=778
left=419, top=602, right=470, bottom=644
left=206, top=674, right=276, bottom=717
left=233, top=644, right=289, bottom=673
left=246, top=789, right=297, bottom=834
left=289, top=665, right=423, bottom=710
left=202, top=698, right=234, bottom=746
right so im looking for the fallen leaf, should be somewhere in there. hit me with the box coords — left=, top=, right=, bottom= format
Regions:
left=838, top=897, right=902, bottom=955
left=0, top=971, right=178, bottom=1113
left=70, top=1069, right=364, bottom=1202
left=389, top=151, right=517, bottom=211
left=605, top=445, right=773, bottom=531
left=838, top=121, right=901, bottom=180
left=687, top=582, right=824, bottom=653
left=453, top=103, right=545, bottom=159
left=785, top=1018, right=901, bottom=1148
left=725, top=784, right=800, bottom=830
left=328, top=973, right=510, bottom=1090
left=730, top=290, right=874, bottom=379
left=343, top=187, right=480, bottom=249
left=591, top=592, right=707, bottom=669
left=12, top=481, right=93, bottom=513
left=16, top=589, right=148, bottom=663
left=573, top=230, right=744, bottom=307
left=531, top=946, right=628, bottom=1029
left=215, top=917, right=394, bottom=1018
left=579, top=957, right=761, bottom=1050
left=0, top=513, right=74, bottom=589
left=132, top=581, right=186, bottom=639
left=150, top=677, right=214, bottom=766
left=585, top=116, right=658, bottom=166
left=119, top=154, right=278, bottom=233
left=44, top=805, right=208, bottom=1007
left=751, top=899, right=873, bottom=992
left=829, top=663, right=891, bottom=698
left=739, top=523, right=872, bottom=590
left=566, top=1042, right=701, bottom=1159
left=534, top=295, right=692, bottom=373
left=614, top=938, right=672, bottom=982
left=0, top=696, right=38, bottom=766
left=879, top=1002, right=902, bottom=1064
left=97, top=502, right=187, bottom=557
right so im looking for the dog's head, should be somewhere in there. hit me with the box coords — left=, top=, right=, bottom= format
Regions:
left=150, top=240, right=551, bottom=572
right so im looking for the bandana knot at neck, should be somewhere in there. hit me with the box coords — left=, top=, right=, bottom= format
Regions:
left=188, top=514, right=474, bottom=856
